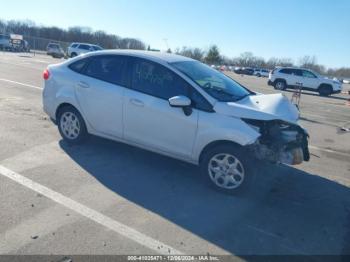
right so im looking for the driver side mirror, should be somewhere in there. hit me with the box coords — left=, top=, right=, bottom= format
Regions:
left=168, top=95, right=191, bottom=107
left=168, top=96, right=193, bottom=116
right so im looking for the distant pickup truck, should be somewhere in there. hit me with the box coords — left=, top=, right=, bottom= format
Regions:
left=0, top=34, right=11, bottom=50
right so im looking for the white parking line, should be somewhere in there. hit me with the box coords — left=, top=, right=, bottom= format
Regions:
left=0, top=78, right=42, bottom=90
left=0, top=165, right=183, bottom=255
left=309, top=145, right=350, bottom=157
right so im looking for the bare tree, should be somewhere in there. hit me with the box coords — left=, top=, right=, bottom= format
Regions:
left=175, top=46, right=205, bottom=61
left=1, top=19, right=146, bottom=50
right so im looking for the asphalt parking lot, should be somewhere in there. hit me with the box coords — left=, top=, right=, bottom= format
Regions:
left=0, top=52, right=350, bottom=259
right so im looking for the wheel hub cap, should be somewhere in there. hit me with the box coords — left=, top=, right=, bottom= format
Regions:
left=208, top=153, right=245, bottom=189
left=60, top=112, right=80, bottom=139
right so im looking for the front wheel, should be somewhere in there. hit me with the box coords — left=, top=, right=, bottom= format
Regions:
left=318, top=85, right=332, bottom=96
left=57, top=106, right=88, bottom=144
left=200, top=145, right=254, bottom=195
left=274, top=80, right=286, bottom=90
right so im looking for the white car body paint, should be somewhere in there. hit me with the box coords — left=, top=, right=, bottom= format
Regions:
left=269, top=67, right=343, bottom=93
left=43, top=50, right=306, bottom=165
left=215, top=93, right=300, bottom=124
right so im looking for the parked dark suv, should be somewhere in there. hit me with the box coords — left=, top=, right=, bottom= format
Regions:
left=234, top=67, right=255, bottom=75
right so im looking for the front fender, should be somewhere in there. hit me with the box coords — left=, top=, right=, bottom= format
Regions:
left=192, top=112, right=260, bottom=163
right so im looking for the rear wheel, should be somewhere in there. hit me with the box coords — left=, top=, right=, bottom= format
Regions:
left=318, top=85, right=332, bottom=96
left=57, top=106, right=88, bottom=144
left=200, top=145, right=254, bottom=195
left=274, top=80, right=287, bottom=90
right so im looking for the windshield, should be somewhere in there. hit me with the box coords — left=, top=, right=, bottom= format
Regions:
left=171, top=61, right=252, bottom=102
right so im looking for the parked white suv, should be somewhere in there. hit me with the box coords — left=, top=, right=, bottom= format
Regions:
left=67, top=43, right=103, bottom=58
left=268, top=67, right=342, bottom=96
left=42, top=51, right=310, bottom=194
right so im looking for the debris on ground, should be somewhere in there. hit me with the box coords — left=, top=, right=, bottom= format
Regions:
left=31, top=235, right=38, bottom=240
left=56, top=257, right=73, bottom=262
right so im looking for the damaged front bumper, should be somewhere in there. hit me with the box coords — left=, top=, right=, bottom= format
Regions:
left=244, top=119, right=310, bottom=165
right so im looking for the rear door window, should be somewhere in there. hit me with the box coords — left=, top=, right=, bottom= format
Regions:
left=292, top=69, right=302, bottom=76
left=79, top=44, right=91, bottom=50
left=280, top=69, right=292, bottom=74
left=69, top=58, right=89, bottom=73
left=83, top=55, right=129, bottom=86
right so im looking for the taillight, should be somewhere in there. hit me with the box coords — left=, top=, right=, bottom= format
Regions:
left=43, top=69, right=50, bottom=80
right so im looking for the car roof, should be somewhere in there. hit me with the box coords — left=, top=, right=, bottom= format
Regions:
left=73, top=43, right=99, bottom=46
left=81, top=49, right=195, bottom=63
left=278, top=67, right=311, bottom=71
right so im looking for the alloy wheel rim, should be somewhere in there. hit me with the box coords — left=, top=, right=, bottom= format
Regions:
left=276, top=82, right=284, bottom=89
left=60, top=112, right=80, bottom=139
left=208, top=153, right=245, bottom=189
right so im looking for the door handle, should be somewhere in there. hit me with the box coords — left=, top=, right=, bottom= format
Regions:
left=78, top=81, right=90, bottom=88
left=130, top=98, right=144, bottom=107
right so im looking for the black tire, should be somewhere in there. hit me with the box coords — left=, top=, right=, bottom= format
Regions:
left=257, top=73, right=261, bottom=77
left=200, top=144, right=254, bottom=195
left=318, top=85, right=332, bottom=96
left=274, top=79, right=287, bottom=90
left=71, top=52, right=77, bottom=58
left=57, top=105, right=88, bottom=145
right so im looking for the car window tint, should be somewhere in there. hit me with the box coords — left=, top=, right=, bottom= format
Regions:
left=302, top=70, right=316, bottom=78
left=72, top=44, right=78, bottom=48
left=292, top=69, right=302, bottom=76
left=84, top=55, right=128, bottom=86
left=68, top=58, right=89, bottom=73
left=92, top=45, right=102, bottom=50
left=280, top=69, right=291, bottom=74
left=79, top=44, right=91, bottom=50
left=189, top=88, right=213, bottom=112
left=131, top=59, right=187, bottom=100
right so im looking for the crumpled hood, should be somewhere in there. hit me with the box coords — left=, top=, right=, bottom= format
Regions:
left=214, top=93, right=300, bottom=123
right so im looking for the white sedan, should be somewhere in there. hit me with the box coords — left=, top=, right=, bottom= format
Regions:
left=42, top=50, right=310, bottom=194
